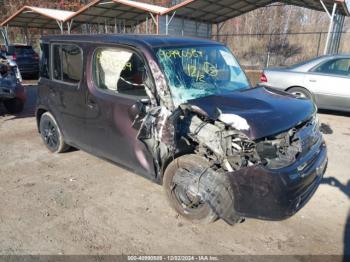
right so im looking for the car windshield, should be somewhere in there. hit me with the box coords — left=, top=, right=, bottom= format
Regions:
left=155, top=45, right=250, bottom=106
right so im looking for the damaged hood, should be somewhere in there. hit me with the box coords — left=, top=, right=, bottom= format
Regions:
left=187, top=87, right=316, bottom=140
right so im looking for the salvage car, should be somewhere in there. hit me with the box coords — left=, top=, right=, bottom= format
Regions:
left=259, top=55, right=350, bottom=112
left=0, top=28, right=25, bottom=113
left=36, top=35, right=328, bottom=225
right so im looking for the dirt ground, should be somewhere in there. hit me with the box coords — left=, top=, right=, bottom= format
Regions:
left=0, top=83, right=349, bottom=256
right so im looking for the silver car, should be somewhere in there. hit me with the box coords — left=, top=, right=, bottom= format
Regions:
left=259, top=55, right=350, bottom=112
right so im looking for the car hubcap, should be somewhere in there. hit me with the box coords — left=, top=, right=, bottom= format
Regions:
left=171, top=168, right=205, bottom=211
left=291, top=91, right=307, bottom=98
left=42, top=121, right=58, bottom=149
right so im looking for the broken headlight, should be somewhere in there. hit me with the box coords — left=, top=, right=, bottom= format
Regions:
left=256, top=128, right=302, bottom=169
left=257, top=115, right=322, bottom=169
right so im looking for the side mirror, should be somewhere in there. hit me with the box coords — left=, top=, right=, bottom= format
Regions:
left=128, top=99, right=149, bottom=124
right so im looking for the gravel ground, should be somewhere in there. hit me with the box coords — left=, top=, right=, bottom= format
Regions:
left=0, top=84, right=349, bottom=256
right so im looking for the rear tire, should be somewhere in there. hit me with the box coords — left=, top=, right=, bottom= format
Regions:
left=163, top=154, right=218, bottom=224
left=39, top=112, right=70, bottom=153
left=4, top=98, right=24, bottom=114
left=287, top=87, right=313, bottom=101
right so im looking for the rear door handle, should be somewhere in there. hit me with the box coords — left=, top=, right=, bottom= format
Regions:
left=309, top=79, right=317, bottom=83
left=87, top=97, right=97, bottom=109
left=49, top=87, right=57, bottom=96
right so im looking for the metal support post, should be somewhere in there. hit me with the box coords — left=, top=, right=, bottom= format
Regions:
left=165, top=11, right=176, bottom=35
left=321, top=0, right=337, bottom=54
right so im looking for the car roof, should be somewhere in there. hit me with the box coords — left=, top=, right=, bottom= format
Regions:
left=324, top=54, right=350, bottom=59
left=313, top=54, right=350, bottom=62
left=288, top=54, right=350, bottom=72
left=40, top=34, right=222, bottom=49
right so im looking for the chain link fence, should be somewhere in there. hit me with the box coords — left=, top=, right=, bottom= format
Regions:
left=5, top=27, right=350, bottom=75
left=213, top=32, right=350, bottom=70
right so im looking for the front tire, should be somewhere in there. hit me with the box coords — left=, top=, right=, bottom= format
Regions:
left=163, top=154, right=218, bottom=224
left=39, top=112, right=69, bottom=153
left=4, top=98, right=24, bottom=114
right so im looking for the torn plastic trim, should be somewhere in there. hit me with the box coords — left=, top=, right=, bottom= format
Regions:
left=136, top=104, right=179, bottom=178
left=148, top=59, right=175, bottom=111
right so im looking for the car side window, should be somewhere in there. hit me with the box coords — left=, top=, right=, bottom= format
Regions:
left=93, top=48, right=147, bottom=98
left=53, top=45, right=62, bottom=80
left=52, top=44, right=82, bottom=84
left=313, top=58, right=350, bottom=76
left=40, top=43, right=50, bottom=78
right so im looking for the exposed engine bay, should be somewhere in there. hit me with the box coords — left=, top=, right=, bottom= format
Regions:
left=137, top=101, right=321, bottom=176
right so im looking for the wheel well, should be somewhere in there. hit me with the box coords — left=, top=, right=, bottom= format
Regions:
left=36, top=108, right=47, bottom=132
left=286, top=86, right=311, bottom=94
left=286, top=86, right=314, bottom=100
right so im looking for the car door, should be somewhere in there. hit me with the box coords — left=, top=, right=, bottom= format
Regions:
left=83, top=45, right=156, bottom=178
left=48, top=42, right=86, bottom=146
left=306, top=58, right=350, bottom=111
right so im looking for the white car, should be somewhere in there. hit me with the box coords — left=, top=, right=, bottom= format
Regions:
left=259, top=55, right=350, bottom=112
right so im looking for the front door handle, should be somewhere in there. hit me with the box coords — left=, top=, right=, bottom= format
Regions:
left=309, top=79, right=317, bottom=83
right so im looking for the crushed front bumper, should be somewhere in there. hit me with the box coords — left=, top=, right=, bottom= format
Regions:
left=200, top=139, right=327, bottom=225
left=224, top=141, right=327, bottom=222
left=228, top=143, right=327, bottom=220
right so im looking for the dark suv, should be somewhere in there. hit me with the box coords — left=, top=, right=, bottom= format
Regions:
left=36, top=35, right=327, bottom=225
left=7, top=45, right=39, bottom=78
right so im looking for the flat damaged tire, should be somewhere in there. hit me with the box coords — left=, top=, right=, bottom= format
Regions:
left=3, top=98, right=24, bottom=114
left=39, top=112, right=70, bottom=153
left=163, top=154, right=218, bottom=224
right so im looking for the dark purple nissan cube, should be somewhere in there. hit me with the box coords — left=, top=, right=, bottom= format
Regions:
left=36, top=34, right=327, bottom=225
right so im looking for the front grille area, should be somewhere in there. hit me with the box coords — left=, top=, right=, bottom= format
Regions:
left=295, top=118, right=322, bottom=157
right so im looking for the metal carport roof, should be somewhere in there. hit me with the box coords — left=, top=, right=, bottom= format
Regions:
left=162, top=0, right=350, bottom=24
left=0, top=6, right=75, bottom=30
left=66, top=0, right=168, bottom=30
